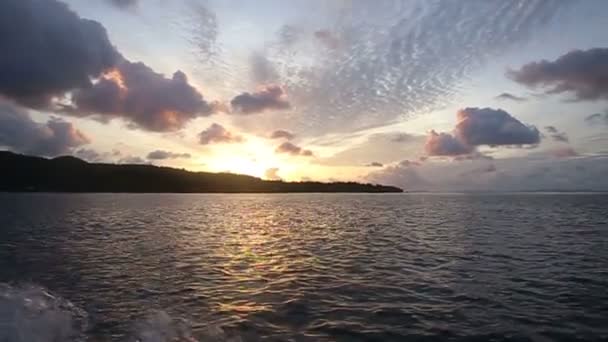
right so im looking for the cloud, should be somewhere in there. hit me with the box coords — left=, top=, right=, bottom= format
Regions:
left=389, top=133, right=417, bottom=143
left=118, top=155, right=147, bottom=164
left=0, top=0, right=120, bottom=108
left=198, top=123, right=243, bottom=145
left=264, top=168, right=282, bottom=181
left=495, top=92, right=527, bottom=102
left=74, top=148, right=102, bottom=162
left=277, top=24, right=302, bottom=48
left=319, top=132, right=426, bottom=166
left=425, top=131, right=473, bottom=156
left=423, top=107, right=539, bottom=158
left=552, top=147, right=578, bottom=158
left=270, top=130, right=295, bottom=140
left=0, top=0, right=213, bottom=132
left=399, top=160, right=422, bottom=167
left=275, top=142, right=313, bottom=157
left=368, top=154, right=608, bottom=192
left=586, top=111, right=608, bottom=125
left=230, top=85, right=291, bottom=114
left=508, top=48, right=608, bottom=101
left=0, top=101, right=89, bottom=157
left=228, top=1, right=563, bottom=135
left=107, top=0, right=137, bottom=9
left=455, top=107, right=540, bottom=146
left=250, top=52, right=280, bottom=84
left=366, top=162, right=384, bottom=167
left=314, top=30, right=340, bottom=49
left=545, top=126, right=558, bottom=134
left=71, top=61, right=215, bottom=131
left=544, top=126, right=569, bottom=142
left=146, top=150, right=191, bottom=160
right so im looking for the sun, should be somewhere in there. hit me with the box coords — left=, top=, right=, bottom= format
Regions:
left=205, top=155, right=266, bottom=178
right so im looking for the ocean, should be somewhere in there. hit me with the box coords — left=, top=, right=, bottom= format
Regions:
left=1, top=193, right=607, bottom=341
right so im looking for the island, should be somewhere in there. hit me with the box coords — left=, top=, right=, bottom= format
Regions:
left=0, top=151, right=402, bottom=193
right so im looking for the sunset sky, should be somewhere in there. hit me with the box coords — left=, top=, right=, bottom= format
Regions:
left=1, top=0, right=608, bottom=191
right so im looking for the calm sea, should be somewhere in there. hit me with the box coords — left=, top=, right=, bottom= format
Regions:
left=1, top=193, right=607, bottom=341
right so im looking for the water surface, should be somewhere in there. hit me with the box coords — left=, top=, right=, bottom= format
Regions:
left=1, top=193, right=607, bottom=341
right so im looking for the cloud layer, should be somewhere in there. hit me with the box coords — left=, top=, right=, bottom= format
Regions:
left=224, top=1, right=563, bottom=135
left=368, top=154, right=608, bottom=192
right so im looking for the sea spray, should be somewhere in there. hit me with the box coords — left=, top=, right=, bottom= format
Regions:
left=0, top=283, right=243, bottom=342
left=0, top=283, right=88, bottom=342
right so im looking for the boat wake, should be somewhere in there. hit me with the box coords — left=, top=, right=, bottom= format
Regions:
left=0, top=283, right=240, bottom=342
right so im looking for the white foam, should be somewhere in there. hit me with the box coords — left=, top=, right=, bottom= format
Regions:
left=0, top=283, right=242, bottom=342
left=0, top=283, right=87, bottom=342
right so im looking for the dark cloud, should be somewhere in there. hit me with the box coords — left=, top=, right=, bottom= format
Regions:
left=455, top=107, right=540, bottom=146
left=0, top=0, right=213, bottom=132
left=72, top=61, right=215, bottom=131
left=0, top=0, right=120, bottom=108
left=108, top=0, right=137, bottom=9
left=146, top=150, right=191, bottom=160
left=424, top=108, right=539, bottom=157
left=264, top=168, right=282, bottom=181
left=425, top=131, right=473, bottom=156
left=0, top=101, right=89, bottom=157
left=544, top=125, right=569, bottom=142
left=275, top=142, right=313, bottom=157
left=545, top=126, right=558, bottom=134
left=366, top=162, right=384, bottom=167
left=231, top=85, right=291, bottom=114
left=552, top=134, right=570, bottom=144
left=198, top=123, right=243, bottom=145
left=495, top=92, right=528, bottom=102
left=508, top=48, right=608, bottom=101
left=270, top=130, right=295, bottom=140
left=585, top=111, right=608, bottom=125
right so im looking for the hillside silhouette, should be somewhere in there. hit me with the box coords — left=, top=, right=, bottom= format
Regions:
left=0, top=151, right=402, bottom=193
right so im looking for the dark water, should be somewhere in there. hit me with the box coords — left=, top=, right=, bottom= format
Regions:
left=1, top=193, right=607, bottom=341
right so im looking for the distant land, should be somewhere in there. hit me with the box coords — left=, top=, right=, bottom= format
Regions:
left=0, top=151, right=402, bottom=193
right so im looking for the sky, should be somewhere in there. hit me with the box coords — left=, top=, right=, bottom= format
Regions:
left=1, top=0, right=608, bottom=191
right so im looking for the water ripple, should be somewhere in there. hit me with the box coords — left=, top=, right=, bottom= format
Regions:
left=0, top=193, right=607, bottom=341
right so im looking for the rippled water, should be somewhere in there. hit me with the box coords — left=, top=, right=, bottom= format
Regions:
left=1, top=193, right=607, bottom=341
